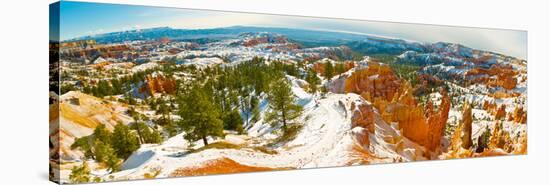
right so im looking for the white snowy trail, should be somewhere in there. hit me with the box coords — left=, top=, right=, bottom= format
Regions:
left=110, top=94, right=358, bottom=179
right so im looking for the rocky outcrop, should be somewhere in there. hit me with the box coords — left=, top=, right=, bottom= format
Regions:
left=345, top=62, right=451, bottom=153
left=440, top=102, right=475, bottom=159
left=441, top=120, right=474, bottom=159
left=372, top=82, right=451, bottom=152
left=442, top=120, right=527, bottom=159
left=350, top=102, right=375, bottom=134
left=243, top=35, right=288, bottom=47
left=466, top=64, right=518, bottom=90
left=461, top=103, right=473, bottom=149
left=494, top=104, right=507, bottom=120
left=139, top=74, right=176, bottom=96
left=512, top=106, right=527, bottom=124
left=476, top=121, right=527, bottom=156
left=53, top=91, right=134, bottom=161
left=488, top=122, right=512, bottom=151
left=414, top=74, right=443, bottom=95
left=483, top=101, right=508, bottom=121
left=344, top=62, right=401, bottom=102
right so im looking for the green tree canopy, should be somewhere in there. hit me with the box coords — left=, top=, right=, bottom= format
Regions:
left=177, top=86, right=224, bottom=146
left=265, top=78, right=303, bottom=132
left=111, top=123, right=140, bottom=159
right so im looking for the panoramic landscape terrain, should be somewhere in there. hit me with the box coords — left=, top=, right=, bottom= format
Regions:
left=50, top=2, right=527, bottom=184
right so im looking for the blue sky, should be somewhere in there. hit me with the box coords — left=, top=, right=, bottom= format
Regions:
left=58, top=1, right=527, bottom=59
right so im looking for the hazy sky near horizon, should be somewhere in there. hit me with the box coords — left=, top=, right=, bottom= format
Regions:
left=57, top=1, right=527, bottom=59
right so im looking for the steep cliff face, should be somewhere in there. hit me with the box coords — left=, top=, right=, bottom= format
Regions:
left=139, top=74, right=176, bottom=97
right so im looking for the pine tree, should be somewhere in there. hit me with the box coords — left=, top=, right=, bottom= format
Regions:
left=305, top=68, right=321, bottom=93
left=111, top=123, right=140, bottom=159
left=177, top=86, right=224, bottom=146
left=265, top=78, right=303, bottom=132
left=148, top=129, right=163, bottom=144
left=250, top=95, right=260, bottom=123
left=92, top=140, right=113, bottom=163
left=224, top=109, right=244, bottom=134
left=69, top=162, right=91, bottom=184
left=324, top=61, right=334, bottom=80
left=71, top=136, right=94, bottom=159
left=93, top=124, right=111, bottom=144
left=128, top=108, right=145, bottom=144
left=335, top=62, right=345, bottom=75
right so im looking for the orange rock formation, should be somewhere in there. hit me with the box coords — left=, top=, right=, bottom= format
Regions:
left=483, top=101, right=508, bottom=121
left=350, top=102, right=376, bottom=134
left=466, top=64, right=518, bottom=90
left=139, top=74, right=176, bottom=96
left=494, top=104, right=507, bottom=120
left=512, top=106, right=527, bottom=124
left=373, top=82, right=451, bottom=152
left=344, top=62, right=401, bottom=102
left=461, top=103, right=473, bottom=149
left=345, top=62, right=450, bottom=152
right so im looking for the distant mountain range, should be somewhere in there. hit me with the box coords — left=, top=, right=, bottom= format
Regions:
left=68, top=26, right=523, bottom=62
left=69, top=26, right=369, bottom=45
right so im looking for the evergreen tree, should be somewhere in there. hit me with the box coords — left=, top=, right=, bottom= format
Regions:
left=324, top=61, right=334, bottom=80
left=305, top=68, right=321, bottom=93
left=92, top=140, right=114, bottom=163
left=132, top=121, right=147, bottom=144
left=476, top=125, right=491, bottom=153
left=69, top=162, right=91, bottom=184
left=335, top=62, right=345, bottom=75
left=239, top=94, right=252, bottom=126
left=265, top=78, right=303, bottom=132
left=71, top=136, right=94, bottom=159
left=126, top=93, right=136, bottom=105
left=128, top=108, right=145, bottom=144
left=104, top=154, right=121, bottom=172
left=177, top=86, right=224, bottom=146
left=133, top=121, right=163, bottom=144
left=148, top=128, right=163, bottom=144
left=93, top=124, right=111, bottom=144
left=111, top=123, right=140, bottom=159
left=224, top=109, right=244, bottom=134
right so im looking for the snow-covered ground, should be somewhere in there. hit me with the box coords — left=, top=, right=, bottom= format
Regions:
left=61, top=76, right=417, bottom=182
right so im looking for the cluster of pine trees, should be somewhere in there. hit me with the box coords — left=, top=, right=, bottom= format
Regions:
left=69, top=57, right=309, bottom=182
left=322, top=61, right=349, bottom=80
left=81, top=69, right=154, bottom=97
left=70, top=121, right=162, bottom=183
left=175, top=57, right=305, bottom=146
